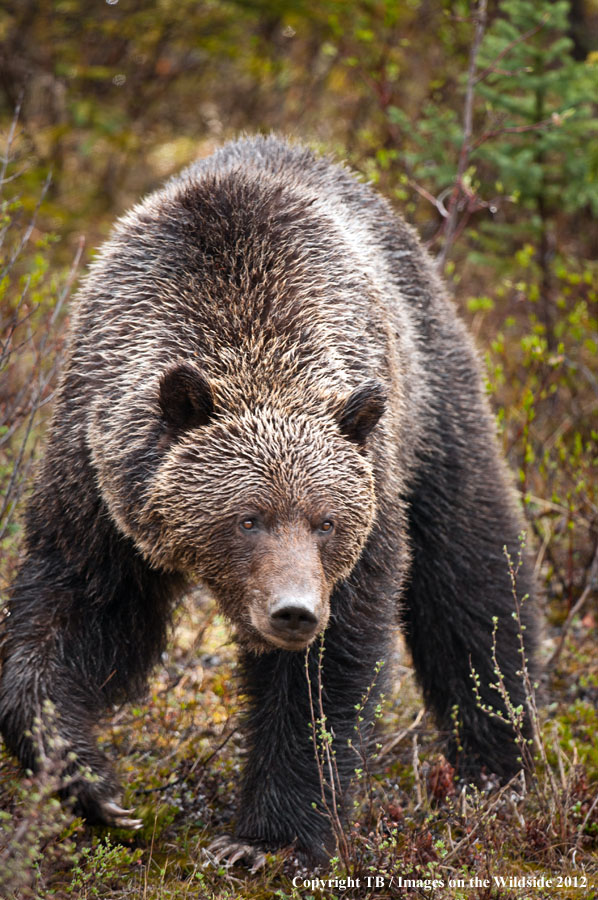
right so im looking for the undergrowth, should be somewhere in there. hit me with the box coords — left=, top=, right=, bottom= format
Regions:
left=3, top=589, right=598, bottom=899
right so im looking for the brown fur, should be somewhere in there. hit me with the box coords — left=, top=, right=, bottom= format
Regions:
left=0, top=136, right=538, bottom=862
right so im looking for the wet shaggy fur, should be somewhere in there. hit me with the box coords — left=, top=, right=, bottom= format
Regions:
left=0, top=136, right=538, bottom=858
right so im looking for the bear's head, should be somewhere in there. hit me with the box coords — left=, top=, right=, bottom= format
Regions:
left=147, top=362, right=386, bottom=653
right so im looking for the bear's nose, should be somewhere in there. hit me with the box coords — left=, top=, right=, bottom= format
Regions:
left=269, top=603, right=318, bottom=638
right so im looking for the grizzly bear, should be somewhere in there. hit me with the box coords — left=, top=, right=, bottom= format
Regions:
left=0, top=135, right=537, bottom=866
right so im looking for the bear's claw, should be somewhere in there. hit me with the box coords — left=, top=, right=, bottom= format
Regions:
left=207, top=834, right=267, bottom=872
left=101, top=799, right=143, bottom=830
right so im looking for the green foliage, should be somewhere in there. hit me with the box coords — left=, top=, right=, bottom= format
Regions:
left=0, top=704, right=80, bottom=899
left=66, top=837, right=143, bottom=897
left=479, top=251, right=598, bottom=607
left=476, top=0, right=598, bottom=218
left=0, top=150, right=74, bottom=587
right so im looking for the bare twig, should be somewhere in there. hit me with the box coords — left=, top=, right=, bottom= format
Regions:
left=441, top=773, right=522, bottom=865
left=437, top=0, right=488, bottom=270
left=378, top=707, right=426, bottom=759
left=412, top=733, right=423, bottom=809
left=0, top=94, right=23, bottom=188
left=134, top=725, right=239, bottom=795
left=409, top=181, right=449, bottom=218
left=548, top=542, right=598, bottom=669
left=471, top=116, right=555, bottom=151
left=575, top=791, right=598, bottom=851
left=305, top=638, right=350, bottom=866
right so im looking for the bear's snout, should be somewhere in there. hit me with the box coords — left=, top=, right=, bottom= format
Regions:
left=255, top=580, right=328, bottom=651
left=244, top=523, right=330, bottom=651
left=269, top=597, right=319, bottom=642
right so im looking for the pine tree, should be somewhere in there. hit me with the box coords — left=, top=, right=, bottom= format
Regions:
left=475, top=0, right=598, bottom=347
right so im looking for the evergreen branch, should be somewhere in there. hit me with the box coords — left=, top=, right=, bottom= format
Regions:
left=474, top=16, right=550, bottom=86
left=471, top=116, right=555, bottom=151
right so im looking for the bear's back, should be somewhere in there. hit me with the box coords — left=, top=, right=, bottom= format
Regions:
left=72, top=137, right=429, bottom=404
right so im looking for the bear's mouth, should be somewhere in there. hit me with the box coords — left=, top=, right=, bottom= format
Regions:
left=262, top=630, right=321, bottom=653
left=237, top=608, right=327, bottom=654
left=245, top=620, right=323, bottom=654
left=247, top=594, right=329, bottom=653
left=237, top=623, right=318, bottom=654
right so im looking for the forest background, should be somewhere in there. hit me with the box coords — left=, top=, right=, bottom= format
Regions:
left=1, top=1, right=598, bottom=898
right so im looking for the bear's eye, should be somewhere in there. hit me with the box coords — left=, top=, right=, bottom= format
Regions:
left=240, top=518, right=257, bottom=531
left=319, top=520, right=334, bottom=534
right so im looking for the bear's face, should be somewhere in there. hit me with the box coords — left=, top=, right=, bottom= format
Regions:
left=146, top=364, right=385, bottom=652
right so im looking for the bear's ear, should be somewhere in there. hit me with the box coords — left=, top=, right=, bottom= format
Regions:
left=337, top=381, right=387, bottom=445
left=158, top=363, right=214, bottom=431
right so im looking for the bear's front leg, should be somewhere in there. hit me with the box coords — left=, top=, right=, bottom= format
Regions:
left=0, top=532, right=183, bottom=828
left=210, top=589, right=392, bottom=868
left=0, top=587, right=138, bottom=827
